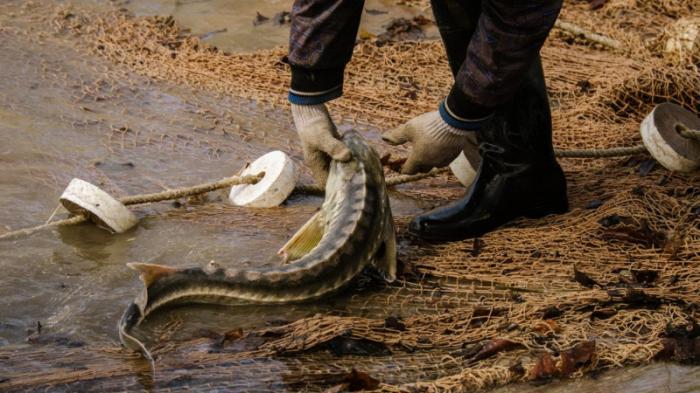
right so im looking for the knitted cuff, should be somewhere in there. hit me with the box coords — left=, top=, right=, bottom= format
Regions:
left=291, top=104, right=329, bottom=128
left=289, top=65, right=344, bottom=105
left=438, top=101, right=492, bottom=131
left=442, top=84, right=494, bottom=130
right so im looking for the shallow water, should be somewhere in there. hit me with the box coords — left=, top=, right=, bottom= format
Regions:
left=121, top=0, right=436, bottom=53
left=0, top=18, right=300, bottom=345
left=0, top=0, right=428, bottom=346
left=0, top=0, right=698, bottom=391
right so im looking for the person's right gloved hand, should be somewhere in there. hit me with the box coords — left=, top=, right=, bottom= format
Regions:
left=382, top=110, right=480, bottom=175
left=291, top=103, right=352, bottom=186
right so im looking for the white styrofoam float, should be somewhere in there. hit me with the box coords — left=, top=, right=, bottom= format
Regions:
left=229, top=150, right=298, bottom=208
left=60, top=178, right=138, bottom=233
left=449, top=151, right=478, bottom=188
left=641, top=103, right=700, bottom=172
left=448, top=135, right=481, bottom=187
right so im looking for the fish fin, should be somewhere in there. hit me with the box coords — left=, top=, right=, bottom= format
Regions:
left=372, top=211, right=397, bottom=282
left=278, top=211, right=324, bottom=263
left=127, top=262, right=178, bottom=287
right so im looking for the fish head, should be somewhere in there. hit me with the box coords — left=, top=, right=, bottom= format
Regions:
left=118, top=262, right=179, bottom=359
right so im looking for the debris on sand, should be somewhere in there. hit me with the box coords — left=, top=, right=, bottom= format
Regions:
left=198, top=28, right=227, bottom=40
left=529, top=341, right=596, bottom=380
left=365, top=9, right=388, bottom=16
left=374, top=16, right=433, bottom=46
left=323, top=369, right=380, bottom=392
left=327, top=335, right=392, bottom=357
left=253, top=11, right=289, bottom=27
left=272, top=11, right=291, bottom=26
left=253, top=12, right=269, bottom=26
left=655, top=318, right=700, bottom=363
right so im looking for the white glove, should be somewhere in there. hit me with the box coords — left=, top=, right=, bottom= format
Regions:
left=291, top=103, right=352, bottom=185
left=382, top=111, right=478, bottom=174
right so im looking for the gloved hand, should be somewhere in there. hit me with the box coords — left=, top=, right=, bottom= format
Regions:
left=291, top=103, right=352, bottom=185
left=382, top=111, right=478, bottom=174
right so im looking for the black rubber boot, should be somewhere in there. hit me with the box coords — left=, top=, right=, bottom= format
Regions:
left=408, top=58, right=569, bottom=241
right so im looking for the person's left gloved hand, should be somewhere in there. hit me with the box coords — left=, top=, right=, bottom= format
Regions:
left=382, top=111, right=478, bottom=174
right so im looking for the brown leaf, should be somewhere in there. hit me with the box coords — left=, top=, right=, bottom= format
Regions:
left=590, top=307, right=618, bottom=320
left=631, top=269, right=659, bottom=285
left=573, top=265, right=599, bottom=288
left=542, top=306, right=562, bottom=319
left=532, top=319, right=560, bottom=334
left=655, top=319, right=700, bottom=363
left=588, top=0, right=608, bottom=10
left=384, top=316, right=407, bottom=331
left=375, top=16, right=429, bottom=46
left=653, top=338, right=700, bottom=363
left=601, top=219, right=666, bottom=248
left=342, top=369, right=380, bottom=391
left=224, top=328, right=244, bottom=341
left=530, top=352, right=556, bottom=380
left=465, top=338, right=522, bottom=364
left=208, top=328, right=245, bottom=351
left=559, top=341, right=596, bottom=376
left=327, top=336, right=391, bottom=357
left=663, top=230, right=684, bottom=259
left=380, top=153, right=406, bottom=173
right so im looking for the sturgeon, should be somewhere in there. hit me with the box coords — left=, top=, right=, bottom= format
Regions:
left=118, top=130, right=396, bottom=358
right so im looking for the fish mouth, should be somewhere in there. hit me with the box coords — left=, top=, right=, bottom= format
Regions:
left=118, top=302, right=154, bottom=364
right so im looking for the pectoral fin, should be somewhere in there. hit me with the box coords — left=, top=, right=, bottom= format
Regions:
left=278, top=211, right=325, bottom=263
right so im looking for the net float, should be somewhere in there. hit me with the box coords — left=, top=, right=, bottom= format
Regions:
left=229, top=150, right=298, bottom=208
left=59, top=178, right=139, bottom=234
left=449, top=102, right=700, bottom=187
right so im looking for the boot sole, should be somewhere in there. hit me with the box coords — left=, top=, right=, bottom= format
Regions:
left=408, top=200, right=569, bottom=242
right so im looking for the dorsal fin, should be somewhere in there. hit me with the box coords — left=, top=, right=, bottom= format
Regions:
left=127, top=262, right=178, bottom=286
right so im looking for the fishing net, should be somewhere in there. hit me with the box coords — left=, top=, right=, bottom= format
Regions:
left=2, top=0, right=700, bottom=392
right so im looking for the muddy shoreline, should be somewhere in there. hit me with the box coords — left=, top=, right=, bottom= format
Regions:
left=1, top=0, right=699, bottom=391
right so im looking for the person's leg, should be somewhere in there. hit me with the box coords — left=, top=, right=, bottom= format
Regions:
left=409, top=56, right=569, bottom=241
left=426, top=0, right=483, bottom=182
left=430, top=0, right=481, bottom=77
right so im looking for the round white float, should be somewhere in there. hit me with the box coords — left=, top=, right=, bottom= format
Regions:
left=229, top=150, right=297, bottom=208
left=60, top=178, right=138, bottom=233
left=448, top=135, right=481, bottom=187
left=449, top=151, right=478, bottom=187
left=640, top=103, right=700, bottom=173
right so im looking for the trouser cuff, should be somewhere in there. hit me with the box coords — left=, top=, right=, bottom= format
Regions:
left=444, top=84, right=494, bottom=128
left=289, top=65, right=345, bottom=105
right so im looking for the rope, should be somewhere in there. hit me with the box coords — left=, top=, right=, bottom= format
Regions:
left=1, top=137, right=684, bottom=242
left=0, top=215, right=89, bottom=241
left=554, top=145, right=648, bottom=158
left=119, top=173, right=264, bottom=205
left=677, top=125, right=700, bottom=141
left=0, top=173, right=264, bottom=241
left=554, top=20, right=623, bottom=51
left=292, top=167, right=450, bottom=196
left=386, top=167, right=450, bottom=186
